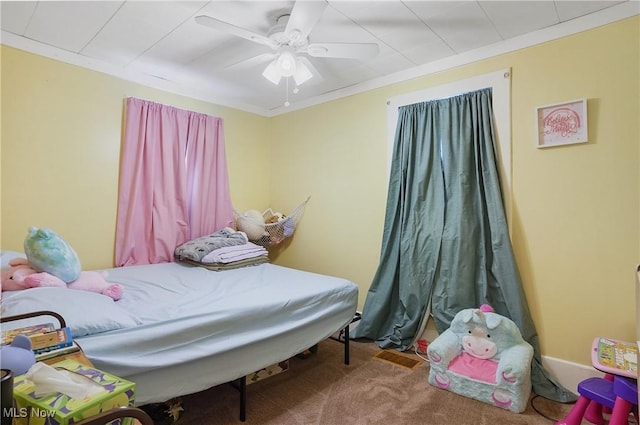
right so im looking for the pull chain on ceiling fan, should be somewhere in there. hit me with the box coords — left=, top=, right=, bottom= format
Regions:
left=195, top=0, right=380, bottom=96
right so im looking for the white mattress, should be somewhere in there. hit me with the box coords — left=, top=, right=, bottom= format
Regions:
left=1, top=258, right=358, bottom=405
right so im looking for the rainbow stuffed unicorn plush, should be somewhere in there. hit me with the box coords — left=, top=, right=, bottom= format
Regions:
left=427, top=304, right=534, bottom=413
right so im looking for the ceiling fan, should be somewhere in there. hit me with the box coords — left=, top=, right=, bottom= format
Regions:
left=195, top=0, right=380, bottom=87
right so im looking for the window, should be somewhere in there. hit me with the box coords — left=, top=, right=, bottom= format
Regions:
left=386, top=69, right=512, bottom=223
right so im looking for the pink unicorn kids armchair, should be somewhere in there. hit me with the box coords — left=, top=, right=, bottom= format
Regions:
left=427, top=304, right=534, bottom=413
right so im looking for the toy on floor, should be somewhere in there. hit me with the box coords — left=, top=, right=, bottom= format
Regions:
left=427, top=304, right=534, bottom=413
left=296, top=344, right=318, bottom=359
left=0, top=227, right=123, bottom=300
left=556, top=336, right=638, bottom=425
left=139, top=397, right=183, bottom=425
left=555, top=375, right=638, bottom=425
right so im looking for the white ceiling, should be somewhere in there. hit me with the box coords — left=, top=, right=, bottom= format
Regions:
left=1, top=1, right=638, bottom=116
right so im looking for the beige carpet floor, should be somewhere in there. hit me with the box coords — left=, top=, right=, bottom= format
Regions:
left=173, top=338, right=581, bottom=425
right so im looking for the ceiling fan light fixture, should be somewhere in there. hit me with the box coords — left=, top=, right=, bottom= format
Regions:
left=293, top=58, right=313, bottom=85
left=198, top=0, right=380, bottom=96
left=262, top=60, right=282, bottom=85
left=263, top=49, right=313, bottom=86
left=276, top=50, right=297, bottom=77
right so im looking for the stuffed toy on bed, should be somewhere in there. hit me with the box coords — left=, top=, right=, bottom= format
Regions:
left=23, top=226, right=81, bottom=282
left=1, top=258, right=123, bottom=300
left=0, top=227, right=123, bottom=300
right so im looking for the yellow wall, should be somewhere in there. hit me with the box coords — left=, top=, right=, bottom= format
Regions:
left=269, top=16, right=639, bottom=365
left=1, top=46, right=271, bottom=269
left=1, top=16, right=638, bottom=366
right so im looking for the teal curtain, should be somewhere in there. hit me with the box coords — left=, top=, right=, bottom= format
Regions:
left=352, top=88, right=576, bottom=403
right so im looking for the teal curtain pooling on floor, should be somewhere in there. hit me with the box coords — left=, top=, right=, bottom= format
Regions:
left=352, top=88, right=576, bottom=403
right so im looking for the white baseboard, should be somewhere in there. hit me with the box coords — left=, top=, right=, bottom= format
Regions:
left=541, top=355, right=603, bottom=395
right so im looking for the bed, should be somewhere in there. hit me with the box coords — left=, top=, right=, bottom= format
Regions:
left=0, top=250, right=358, bottom=420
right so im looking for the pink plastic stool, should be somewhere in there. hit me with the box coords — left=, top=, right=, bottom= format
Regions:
left=610, top=376, right=639, bottom=424
left=555, top=376, right=638, bottom=425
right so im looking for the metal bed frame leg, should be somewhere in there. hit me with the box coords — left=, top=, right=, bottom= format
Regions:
left=344, top=323, right=350, bottom=365
left=239, top=376, right=246, bottom=422
left=233, top=317, right=356, bottom=422
left=330, top=314, right=359, bottom=365
left=230, top=376, right=247, bottom=422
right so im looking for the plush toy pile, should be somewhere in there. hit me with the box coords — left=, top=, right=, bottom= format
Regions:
left=1, top=227, right=122, bottom=300
left=235, top=208, right=295, bottom=248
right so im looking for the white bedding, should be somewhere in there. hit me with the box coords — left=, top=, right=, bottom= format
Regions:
left=1, top=256, right=358, bottom=405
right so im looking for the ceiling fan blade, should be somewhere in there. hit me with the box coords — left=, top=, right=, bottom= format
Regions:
left=195, top=15, right=276, bottom=49
left=285, top=0, right=328, bottom=41
left=224, top=52, right=277, bottom=70
left=305, top=42, right=380, bottom=60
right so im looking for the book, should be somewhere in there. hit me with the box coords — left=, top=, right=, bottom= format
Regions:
left=34, top=341, right=81, bottom=361
left=592, top=337, right=638, bottom=378
left=1, top=323, right=56, bottom=345
left=29, top=330, right=63, bottom=351
left=32, top=327, right=74, bottom=354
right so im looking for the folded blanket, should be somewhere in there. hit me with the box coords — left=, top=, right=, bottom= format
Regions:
left=174, top=228, right=248, bottom=263
left=201, top=242, right=268, bottom=264
left=181, top=256, right=269, bottom=271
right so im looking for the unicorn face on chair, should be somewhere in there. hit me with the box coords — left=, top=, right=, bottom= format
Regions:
left=462, top=324, right=498, bottom=359
left=450, top=304, right=526, bottom=361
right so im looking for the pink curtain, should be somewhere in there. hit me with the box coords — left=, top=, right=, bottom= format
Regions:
left=115, top=98, right=234, bottom=266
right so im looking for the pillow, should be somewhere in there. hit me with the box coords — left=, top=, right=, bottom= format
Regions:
left=23, top=227, right=81, bottom=283
left=1, top=250, right=26, bottom=268
left=0, top=287, right=140, bottom=338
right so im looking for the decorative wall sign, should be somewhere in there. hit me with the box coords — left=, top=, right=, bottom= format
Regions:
left=536, top=99, right=588, bottom=148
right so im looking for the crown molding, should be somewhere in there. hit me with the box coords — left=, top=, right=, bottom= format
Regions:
left=2, top=2, right=638, bottom=117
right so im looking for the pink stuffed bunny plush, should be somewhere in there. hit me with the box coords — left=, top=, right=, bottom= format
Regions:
left=1, top=258, right=67, bottom=291
left=71, top=271, right=123, bottom=300
left=2, top=258, right=123, bottom=301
